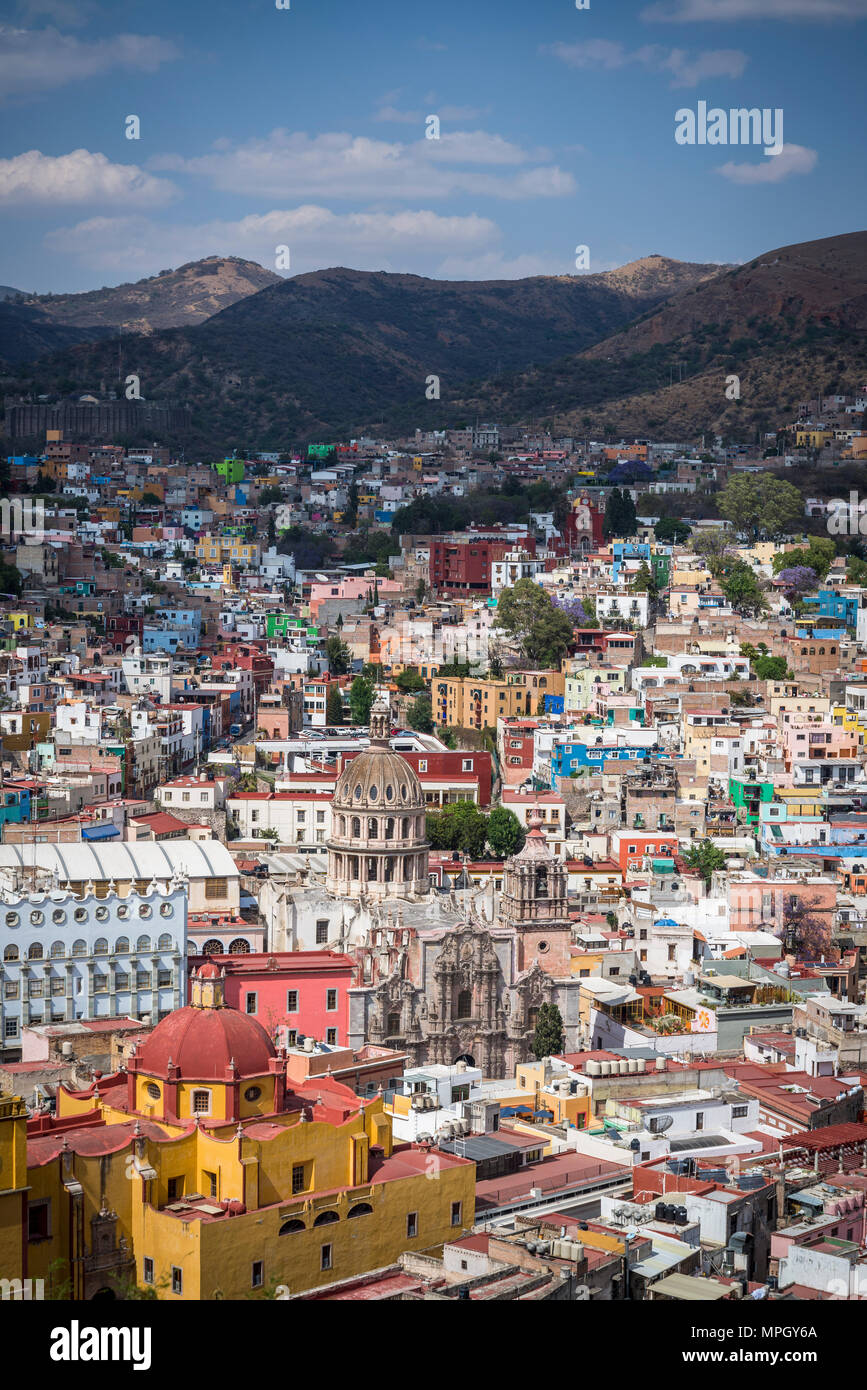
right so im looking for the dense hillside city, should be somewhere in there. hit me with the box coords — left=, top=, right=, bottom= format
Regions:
left=2, top=406, right=867, bottom=1310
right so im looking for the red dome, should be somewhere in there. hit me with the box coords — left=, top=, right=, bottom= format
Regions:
left=136, top=1005, right=276, bottom=1081
left=197, top=960, right=222, bottom=978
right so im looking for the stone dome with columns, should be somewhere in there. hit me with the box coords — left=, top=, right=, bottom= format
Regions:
left=326, top=690, right=429, bottom=902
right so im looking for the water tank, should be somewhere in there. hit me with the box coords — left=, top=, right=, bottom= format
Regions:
left=600, top=1061, right=612, bottom=1076
left=628, top=1059, right=639, bottom=1074
left=674, top=1206, right=688, bottom=1226
left=61, top=1041, right=74, bottom=1058
left=455, top=1059, right=467, bottom=1073
left=637, top=1059, right=647, bottom=1074
left=655, top=1057, right=666, bottom=1072
left=558, top=1079, right=571, bottom=1096
left=303, top=1036, right=316, bottom=1054
left=738, top=1174, right=767, bottom=1191
left=655, top=1201, right=667, bottom=1221
left=684, top=970, right=695, bottom=988
left=586, top=1060, right=602, bottom=1076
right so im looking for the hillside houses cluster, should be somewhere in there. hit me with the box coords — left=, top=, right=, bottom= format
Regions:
left=5, top=412, right=867, bottom=1302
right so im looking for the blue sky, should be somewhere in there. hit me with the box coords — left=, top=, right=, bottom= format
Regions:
left=0, top=0, right=865, bottom=292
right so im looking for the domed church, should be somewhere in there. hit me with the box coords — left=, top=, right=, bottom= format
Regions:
left=325, top=690, right=430, bottom=902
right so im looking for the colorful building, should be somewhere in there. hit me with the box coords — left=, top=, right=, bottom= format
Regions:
left=9, top=963, right=475, bottom=1300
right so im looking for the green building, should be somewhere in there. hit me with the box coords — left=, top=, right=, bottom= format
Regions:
left=729, top=776, right=774, bottom=828
left=307, top=444, right=336, bottom=461
left=215, top=456, right=245, bottom=484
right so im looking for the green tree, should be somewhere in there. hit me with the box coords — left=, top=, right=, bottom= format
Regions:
left=532, top=1002, right=564, bottom=1060
left=771, top=536, right=835, bottom=582
left=752, top=654, right=790, bottom=680
left=603, top=487, right=637, bottom=540
left=719, top=560, right=768, bottom=616
left=718, top=473, right=802, bottom=539
left=326, top=683, right=344, bottom=725
left=683, top=838, right=727, bottom=884
left=495, top=578, right=574, bottom=669
left=0, top=561, right=23, bottom=597
left=654, top=517, right=691, bottom=544
left=630, top=561, right=657, bottom=597
left=426, top=802, right=489, bottom=857
left=486, top=806, right=526, bottom=858
left=395, top=669, right=426, bottom=693
left=325, top=635, right=351, bottom=674
left=407, top=693, right=434, bottom=734
left=348, top=675, right=376, bottom=726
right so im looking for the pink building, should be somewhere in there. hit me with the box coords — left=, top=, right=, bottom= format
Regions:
left=187, top=950, right=355, bottom=1047
left=726, top=873, right=837, bottom=937
left=309, top=575, right=402, bottom=622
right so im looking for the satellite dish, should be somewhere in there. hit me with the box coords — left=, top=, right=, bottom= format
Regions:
left=651, top=1114, right=674, bottom=1133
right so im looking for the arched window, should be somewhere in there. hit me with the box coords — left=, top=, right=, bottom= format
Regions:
left=367, top=858, right=377, bottom=881
left=202, top=939, right=224, bottom=954
left=157, top=933, right=172, bottom=950
left=457, top=990, right=472, bottom=1020
left=351, top=817, right=361, bottom=838
left=313, top=1210, right=339, bottom=1227
left=137, top=935, right=151, bottom=953
left=28, top=943, right=44, bottom=960
left=385, top=817, right=394, bottom=840
left=368, top=817, right=377, bottom=839
left=191, top=1089, right=211, bottom=1115
left=94, top=937, right=108, bottom=955
left=3, top=944, right=18, bottom=961
left=115, top=936, right=129, bottom=954
left=386, top=1012, right=400, bottom=1035
left=347, top=1203, right=373, bottom=1218
left=279, top=1219, right=305, bottom=1235
left=536, top=869, right=548, bottom=898
left=72, top=939, right=87, bottom=957
left=401, top=817, right=409, bottom=838
left=339, top=815, right=346, bottom=836
left=228, top=938, right=250, bottom=954
left=50, top=941, right=64, bottom=958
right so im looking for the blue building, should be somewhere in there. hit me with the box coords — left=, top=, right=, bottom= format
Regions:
left=0, top=885, right=187, bottom=1054
left=0, top=785, right=32, bottom=828
left=803, top=589, right=861, bottom=628
left=552, top=738, right=657, bottom=776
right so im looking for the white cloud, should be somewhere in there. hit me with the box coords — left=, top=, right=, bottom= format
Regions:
left=643, top=0, right=867, bottom=19
left=435, top=249, right=567, bottom=279
left=717, top=143, right=818, bottom=182
left=149, top=128, right=575, bottom=201
left=0, top=25, right=179, bottom=98
left=0, top=148, right=176, bottom=206
left=17, top=0, right=95, bottom=24
left=43, top=206, right=501, bottom=278
left=543, top=39, right=747, bottom=86
left=374, top=104, right=488, bottom=124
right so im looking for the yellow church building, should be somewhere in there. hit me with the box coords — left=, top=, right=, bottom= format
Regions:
left=2, top=963, right=475, bottom=1300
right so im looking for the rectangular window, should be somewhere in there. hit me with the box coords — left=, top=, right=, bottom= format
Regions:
left=321, top=1244, right=332, bottom=1271
left=287, top=990, right=298, bottom=1012
left=251, top=1260, right=264, bottom=1289
left=245, top=992, right=258, bottom=1015
left=167, top=1177, right=183, bottom=1202
left=204, top=1170, right=218, bottom=1198
left=315, top=920, right=328, bottom=944
left=292, top=1163, right=305, bottom=1194
left=407, top=1212, right=418, bottom=1238
left=205, top=878, right=227, bottom=900
left=27, top=1199, right=50, bottom=1241
left=326, top=989, right=337, bottom=1011
left=171, top=1266, right=183, bottom=1296
left=732, top=1105, right=748, bottom=1119
left=451, top=1201, right=462, bottom=1227
left=143, top=1257, right=154, bottom=1285
left=326, top=1028, right=337, bottom=1046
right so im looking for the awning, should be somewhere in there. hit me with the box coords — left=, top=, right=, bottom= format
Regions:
left=81, top=823, right=120, bottom=841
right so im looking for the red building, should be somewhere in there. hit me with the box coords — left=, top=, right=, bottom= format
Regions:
left=428, top=539, right=511, bottom=595
left=187, top=950, right=355, bottom=1047
left=337, top=747, right=493, bottom=807
left=611, top=830, right=679, bottom=875
left=214, top=643, right=275, bottom=698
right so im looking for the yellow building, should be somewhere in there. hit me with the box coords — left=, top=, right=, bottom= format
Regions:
left=795, top=429, right=833, bottom=449
left=195, top=535, right=261, bottom=569
left=11, top=964, right=475, bottom=1300
left=434, top=670, right=565, bottom=729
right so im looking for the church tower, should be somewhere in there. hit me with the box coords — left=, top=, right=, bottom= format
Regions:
left=499, top=810, right=572, bottom=974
